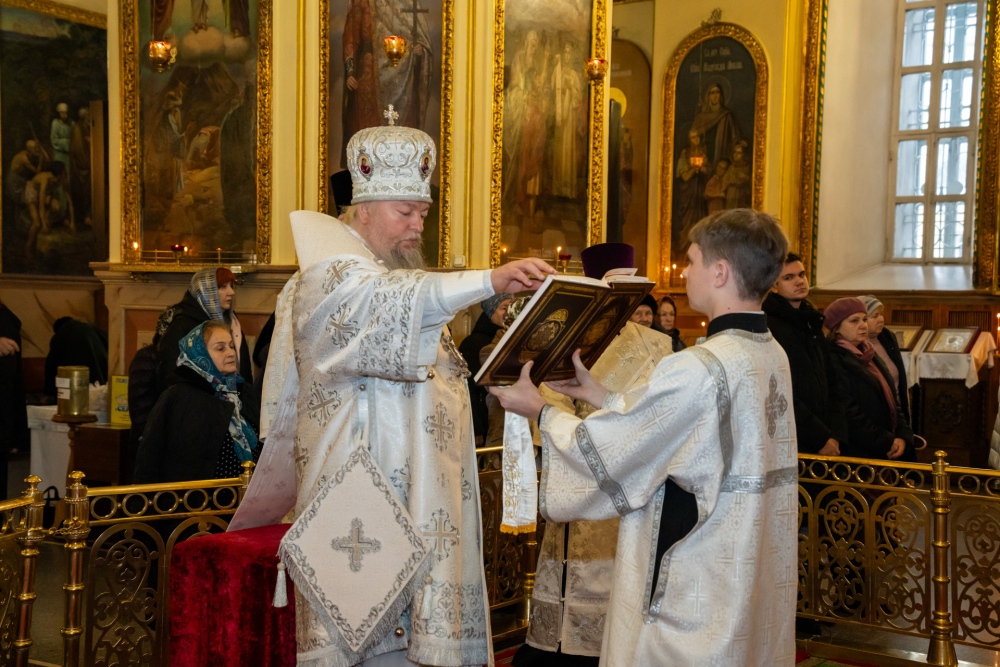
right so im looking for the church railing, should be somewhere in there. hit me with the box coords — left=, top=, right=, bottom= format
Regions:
left=797, top=451, right=1000, bottom=665
left=51, top=464, right=254, bottom=667
left=476, top=445, right=539, bottom=640
left=0, top=476, right=45, bottom=667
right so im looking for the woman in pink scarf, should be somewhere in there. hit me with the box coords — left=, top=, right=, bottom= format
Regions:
left=824, top=297, right=912, bottom=460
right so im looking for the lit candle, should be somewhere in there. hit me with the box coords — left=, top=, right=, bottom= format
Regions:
left=132, top=242, right=139, bottom=250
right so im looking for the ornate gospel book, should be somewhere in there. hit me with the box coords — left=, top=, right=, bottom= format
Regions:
left=474, top=273, right=654, bottom=386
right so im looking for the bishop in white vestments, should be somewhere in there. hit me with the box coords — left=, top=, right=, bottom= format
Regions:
left=493, top=209, right=798, bottom=666
left=247, top=114, right=555, bottom=667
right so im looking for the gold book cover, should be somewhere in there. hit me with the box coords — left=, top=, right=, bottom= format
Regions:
left=475, top=275, right=653, bottom=386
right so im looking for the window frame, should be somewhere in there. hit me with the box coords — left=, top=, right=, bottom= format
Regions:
left=886, top=0, right=984, bottom=264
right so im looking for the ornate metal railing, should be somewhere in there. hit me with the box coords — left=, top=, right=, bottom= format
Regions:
left=477, top=445, right=538, bottom=638
left=0, top=477, right=45, bottom=667
left=797, top=451, right=1000, bottom=666
left=51, top=465, right=255, bottom=667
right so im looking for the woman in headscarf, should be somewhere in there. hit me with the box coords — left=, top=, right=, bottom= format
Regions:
left=856, top=295, right=911, bottom=425
left=825, top=298, right=912, bottom=461
left=657, top=295, right=687, bottom=352
left=134, top=321, right=261, bottom=484
left=156, top=266, right=252, bottom=392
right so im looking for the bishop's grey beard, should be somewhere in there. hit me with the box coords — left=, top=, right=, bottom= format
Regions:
left=382, top=239, right=427, bottom=271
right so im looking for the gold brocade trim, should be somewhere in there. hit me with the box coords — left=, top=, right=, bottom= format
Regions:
left=317, top=0, right=454, bottom=268
left=975, top=0, right=1000, bottom=290
left=798, top=0, right=826, bottom=284
left=656, top=22, right=769, bottom=287
left=119, top=0, right=273, bottom=264
left=499, top=522, right=536, bottom=535
left=588, top=0, right=608, bottom=247
left=0, top=0, right=105, bottom=28
left=490, top=1, right=609, bottom=266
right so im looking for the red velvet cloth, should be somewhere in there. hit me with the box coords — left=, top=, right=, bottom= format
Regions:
left=170, top=523, right=296, bottom=667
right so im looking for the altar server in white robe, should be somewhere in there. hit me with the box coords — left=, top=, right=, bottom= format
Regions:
left=260, top=114, right=555, bottom=667
left=492, top=208, right=798, bottom=666
left=513, top=243, right=676, bottom=667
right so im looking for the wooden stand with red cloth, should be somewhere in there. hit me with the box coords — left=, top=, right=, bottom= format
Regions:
left=170, top=523, right=296, bottom=666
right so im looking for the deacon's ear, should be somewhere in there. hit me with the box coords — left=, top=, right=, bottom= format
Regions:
left=714, top=260, right=730, bottom=289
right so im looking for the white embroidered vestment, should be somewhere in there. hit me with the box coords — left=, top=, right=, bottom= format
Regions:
left=255, top=212, right=495, bottom=667
left=538, top=329, right=798, bottom=666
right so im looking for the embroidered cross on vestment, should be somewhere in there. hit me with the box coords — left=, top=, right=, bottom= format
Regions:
left=331, top=518, right=382, bottom=572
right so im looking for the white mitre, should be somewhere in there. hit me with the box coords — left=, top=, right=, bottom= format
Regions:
left=346, top=105, right=437, bottom=204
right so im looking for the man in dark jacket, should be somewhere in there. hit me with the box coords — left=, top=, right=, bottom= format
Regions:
left=763, top=253, right=846, bottom=455
left=44, top=317, right=108, bottom=397
left=458, top=292, right=513, bottom=440
left=0, top=301, right=29, bottom=498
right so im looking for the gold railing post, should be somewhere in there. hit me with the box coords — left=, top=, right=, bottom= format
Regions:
left=60, top=471, right=89, bottom=667
left=13, top=476, right=44, bottom=667
left=238, top=461, right=255, bottom=502
left=928, top=451, right=958, bottom=667
left=521, top=528, right=538, bottom=625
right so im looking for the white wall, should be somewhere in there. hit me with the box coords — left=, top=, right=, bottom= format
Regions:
left=815, top=0, right=896, bottom=285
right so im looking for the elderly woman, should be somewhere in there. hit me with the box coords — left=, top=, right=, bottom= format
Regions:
left=825, top=298, right=912, bottom=461
left=857, top=295, right=910, bottom=424
left=657, top=295, right=687, bottom=352
left=157, top=266, right=252, bottom=391
left=134, top=321, right=261, bottom=484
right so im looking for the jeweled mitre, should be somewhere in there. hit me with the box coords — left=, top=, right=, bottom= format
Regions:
left=346, top=123, right=437, bottom=204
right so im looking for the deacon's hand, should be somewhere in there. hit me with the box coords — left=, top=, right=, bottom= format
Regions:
left=0, top=337, right=19, bottom=356
left=491, top=258, right=557, bottom=294
left=545, top=349, right=608, bottom=410
left=887, top=438, right=906, bottom=460
left=488, top=361, right=547, bottom=419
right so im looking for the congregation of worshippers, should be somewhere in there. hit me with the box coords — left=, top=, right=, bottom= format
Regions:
left=5, top=1, right=1000, bottom=666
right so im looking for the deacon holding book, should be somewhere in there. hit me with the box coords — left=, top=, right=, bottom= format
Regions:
left=491, top=209, right=797, bottom=666
left=251, top=112, right=555, bottom=667
left=512, top=243, right=675, bottom=667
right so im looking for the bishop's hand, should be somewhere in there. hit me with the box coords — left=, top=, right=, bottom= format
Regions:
left=490, top=258, right=557, bottom=294
left=545, top=349, right=609, bottom=410
left=488, top=361, right=547, bottom=419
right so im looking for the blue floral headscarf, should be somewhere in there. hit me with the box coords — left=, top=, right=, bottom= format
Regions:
left=177, top=322, right=258, bottom=462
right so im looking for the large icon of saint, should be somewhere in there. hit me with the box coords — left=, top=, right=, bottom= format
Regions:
left=689, top=83, right=741, bottom=169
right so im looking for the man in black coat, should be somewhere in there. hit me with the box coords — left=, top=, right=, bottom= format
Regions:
left=0, top=301, right=29, bottom=498
left=458, top=292, right=513, bottom=440
left=763, top=253, right=847, bottom=455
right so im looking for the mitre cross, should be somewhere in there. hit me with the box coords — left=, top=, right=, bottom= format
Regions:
left=384, top=105, right=399, bottom=126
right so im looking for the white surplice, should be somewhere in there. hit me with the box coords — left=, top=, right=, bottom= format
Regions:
left=525, top=323, right=672, bottom=658
left=538, top=328, right=798, bottom=666
left=248, top=211, right=495, bottom=667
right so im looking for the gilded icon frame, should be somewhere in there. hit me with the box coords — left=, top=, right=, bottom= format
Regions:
left=318, top=0, right=455, bottom=268
left=657, top=22, right=768, bottom=286
left=489, top=0, right=609, bottom=268
left=118, top=0, right=273, bottom=265
left=0, top=0, right=107, bottom=275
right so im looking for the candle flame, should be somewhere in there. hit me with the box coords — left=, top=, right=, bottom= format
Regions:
left=701, top=322, right=706, bottom=327
left=132, top=242, right=139, bottom=250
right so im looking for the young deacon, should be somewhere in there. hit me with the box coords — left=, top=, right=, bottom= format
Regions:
left=492, top=209, right=798, bottom=666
